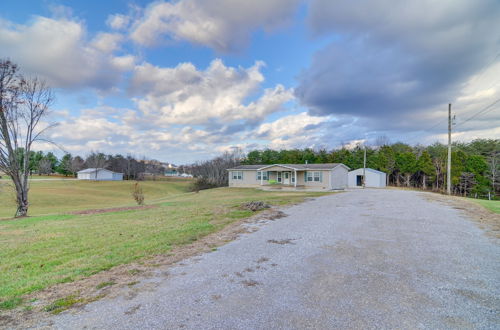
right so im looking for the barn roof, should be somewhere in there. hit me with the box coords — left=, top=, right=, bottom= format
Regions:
left=349, top=168, right=386, bottom=175
left=77, top=168, right=122, bottom=174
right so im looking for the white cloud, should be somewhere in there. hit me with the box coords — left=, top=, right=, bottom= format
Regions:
left=253, top=112, right=335, bottom=149
left=0, top=16, right=134, bottom=90
left=129, top=59, right=294, bottom=126
left=106, top=14, right=131, bottom=30
left=91, top=32, right=124, bottom=53
left=130, top=0, right=301, bottom=52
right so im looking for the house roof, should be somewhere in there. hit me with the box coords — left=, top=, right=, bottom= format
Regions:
left=228, top=163, right=349, bottom=171
left=77, top=168, right=122, bottom=174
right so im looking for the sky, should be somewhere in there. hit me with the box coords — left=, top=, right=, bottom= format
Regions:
left=0, top=0, right=499, bottom=164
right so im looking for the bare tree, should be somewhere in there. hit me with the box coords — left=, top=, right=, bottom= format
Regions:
left=85, top=151, right=108, bottom=180
left=186, top=151, right=242, bottom=187
left=70, top=156, right=85, bottom=175
left=0, top=59, right=55, bottom=217
left=487, top=150, right=499, bottom=193
left=38, top=158, right=53, bottom=175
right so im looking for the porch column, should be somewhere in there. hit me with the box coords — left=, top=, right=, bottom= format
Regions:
left=294, top=170, right=297, bottom=187
left=260, top=171, right=263, bottom=185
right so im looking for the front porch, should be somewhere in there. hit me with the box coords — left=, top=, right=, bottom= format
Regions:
left=257, top=169, right=303, bottom=188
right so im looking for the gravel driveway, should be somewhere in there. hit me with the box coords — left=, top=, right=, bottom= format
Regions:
left=38, top=189, right=499, bottom=329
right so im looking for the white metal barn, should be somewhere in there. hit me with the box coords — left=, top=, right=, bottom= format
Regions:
left=348, top=168, right=386, bottom=188
left=77, top=168, right=124, bottom=181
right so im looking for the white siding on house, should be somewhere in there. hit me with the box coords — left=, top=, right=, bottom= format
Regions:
left=228, top=164, right=350, bottom=190
left=331, top=165, right=348, bottom=189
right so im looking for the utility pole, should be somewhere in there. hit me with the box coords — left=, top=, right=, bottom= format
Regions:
left=363, top=145, right=366, bottom=188
left=447, top=103, right=452, bottom=195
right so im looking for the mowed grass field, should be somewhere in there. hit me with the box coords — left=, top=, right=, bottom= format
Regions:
left=0, top=179, right=327, bottom=309
left=471, top=198, right=500, bottom=214
left=0, top=178, right=191, bottom=218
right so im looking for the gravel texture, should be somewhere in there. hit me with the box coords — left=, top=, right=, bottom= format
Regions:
left=35, top=189, right=499, bottom=329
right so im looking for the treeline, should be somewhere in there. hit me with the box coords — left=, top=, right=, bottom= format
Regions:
left=181, top=152, right=240, bottom=190
left=242, top=139, right=499, bottom=198
left=16, top=150, right=167, bottom=180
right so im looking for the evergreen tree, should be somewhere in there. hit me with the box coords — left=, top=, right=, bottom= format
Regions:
left=417, top=151, right=434, bottom=189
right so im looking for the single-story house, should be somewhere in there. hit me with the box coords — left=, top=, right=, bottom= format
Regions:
left=165, top=163, right=179, bottom=176
left=227, top=163, right=349, bottom=190
left=348, top=168, right=386, bottom=188
left=77, top=168, right=124, bottom=181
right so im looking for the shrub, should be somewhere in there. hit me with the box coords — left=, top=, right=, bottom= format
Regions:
left=189, top=177, right=218, bottom=192
left=131, top=182, right=145, bottom=205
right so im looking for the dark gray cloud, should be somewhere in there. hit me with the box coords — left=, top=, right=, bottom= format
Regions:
left=296, top=0, right=500, bottom=122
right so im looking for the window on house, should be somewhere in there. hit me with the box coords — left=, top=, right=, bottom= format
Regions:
left=232, top=171, right=243, bottom=180
left=314, top=172, right=321, bottom=182
left=256, top=171, right=268, bottom=180
left=306, top=171, right=322, bottom=182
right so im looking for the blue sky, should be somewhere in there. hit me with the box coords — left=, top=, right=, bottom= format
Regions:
left=1, top=0, right=499, bottom=164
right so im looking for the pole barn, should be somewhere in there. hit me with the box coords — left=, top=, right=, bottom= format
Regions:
left=348, top=168, right=386, bottom=188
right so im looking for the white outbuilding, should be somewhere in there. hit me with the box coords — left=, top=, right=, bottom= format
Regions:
left=348, top=168, right=386, bottom=188
left=77, top=168, right=124, bottom=181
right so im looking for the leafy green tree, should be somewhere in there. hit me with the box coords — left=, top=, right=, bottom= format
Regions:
left=396, top=152, right=418, bottom=187
left=30, top=151, right=44, bottom=175
left=417, top=151, right=434, bottom=189
left=375, top=145, right=396, bottom=185
left=57, top=153, right=73, bottom=176
left=245, top=150, right=262, bottom=164
left=465, top=155, right=489, bottom=194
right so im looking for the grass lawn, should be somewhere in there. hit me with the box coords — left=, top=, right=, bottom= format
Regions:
left=470, top=198, right=500, bottom=214
left=0, top=184, right=327, bottom=309
left=0, top=177, right=192, bottom=218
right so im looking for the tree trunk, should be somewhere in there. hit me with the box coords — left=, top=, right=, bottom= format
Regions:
left=396, top=174, right=400, bottom=187
left=14, top=180, right=29, bottom=217
left=422, top=174, right=426, bottom=190
left=16, top=198, right=28, bottom=217
left=405, top=174, right=411, bottom=187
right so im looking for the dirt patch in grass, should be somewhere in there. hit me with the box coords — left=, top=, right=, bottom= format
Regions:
left=421, top=192, right=500, bottom=238
left=241, top=201, right=270, bottom=211
left=260, top=210, right=287, bottom=220
left=0, top=206, right=290, bottom=328
left=71, top=205, right=157, bottom=215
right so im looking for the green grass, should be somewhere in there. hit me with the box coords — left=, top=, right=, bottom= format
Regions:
left=0, top=184, right=327, bottom=308
left=0, top=177, right=192, bottom=218
left=471, top=199, right=500, bottom=214
left=43, top=294, right=83, bottom=314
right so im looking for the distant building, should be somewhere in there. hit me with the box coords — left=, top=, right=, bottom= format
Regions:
left=77, top=168, right=124, bottom=181
left=165, top=163, right=179, bottom=176
left=348, top=168, right=386, bottom=188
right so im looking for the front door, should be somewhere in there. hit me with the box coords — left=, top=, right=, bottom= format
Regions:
left=356, top=175, right=363, bottom=186
left=284, top=172, right=290, bottom=185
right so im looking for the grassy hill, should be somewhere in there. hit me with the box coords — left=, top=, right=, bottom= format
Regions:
left=0, top=180, right=327, bottom=310
left=0, top=178, right=192, bottom=218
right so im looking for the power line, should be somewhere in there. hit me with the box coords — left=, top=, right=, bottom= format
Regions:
left=454, top=97, right=500, bottom=128
left=405, top=117, right=448, bottom=144
left=405, top=97, right=500, bottom=144
left=469, top=51, right=500, bottom=85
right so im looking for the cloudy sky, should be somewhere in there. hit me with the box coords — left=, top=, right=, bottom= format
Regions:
left=1, top=0, right=499, bottom=163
